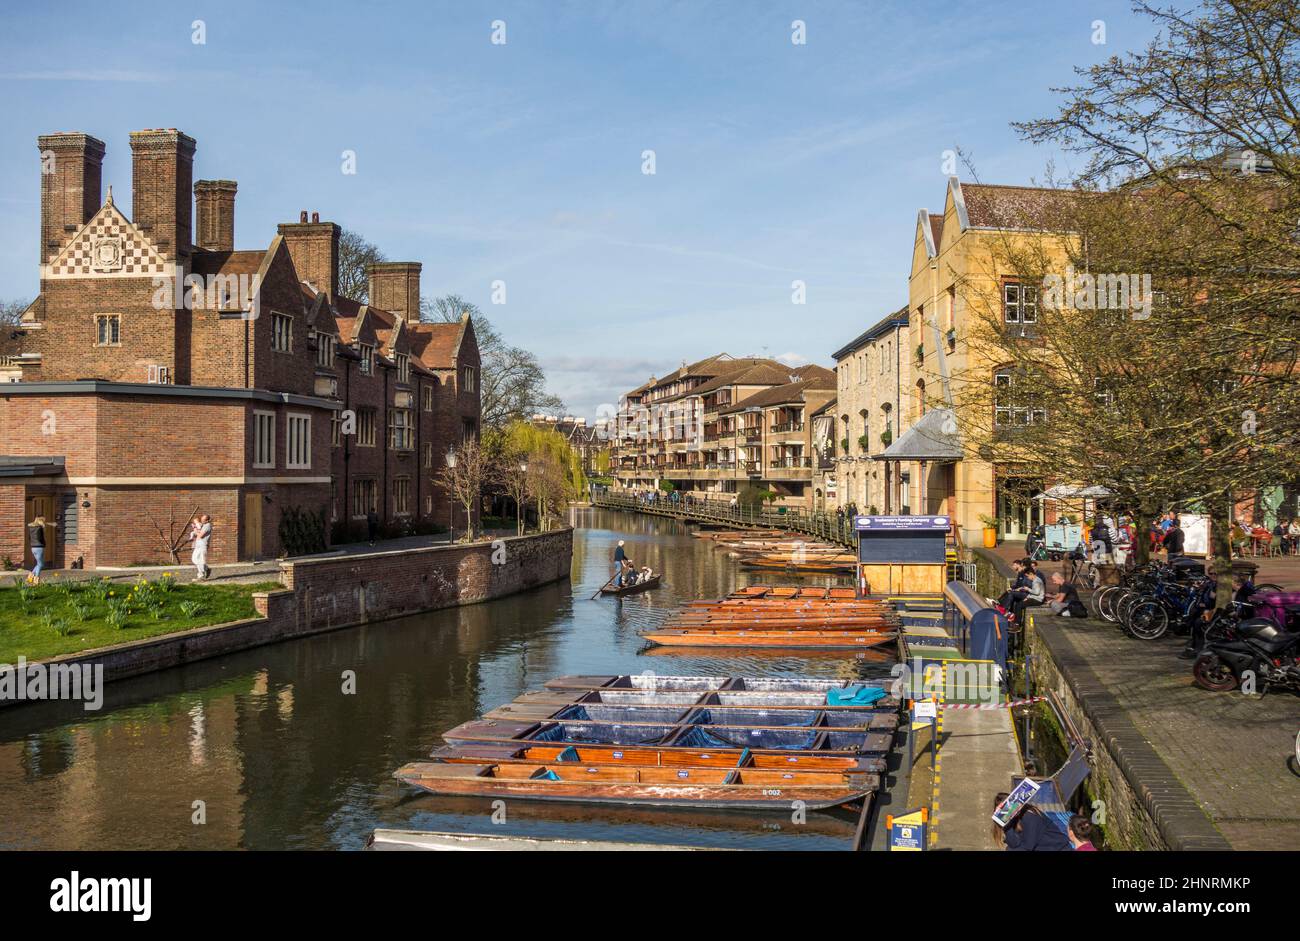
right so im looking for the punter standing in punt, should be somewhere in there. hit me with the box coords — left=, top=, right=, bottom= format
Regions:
left=613, top=540, right=627, bottom=587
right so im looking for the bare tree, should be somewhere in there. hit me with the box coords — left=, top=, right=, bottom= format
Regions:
left=422, top=294, right=565, bottom=427
left=437, top=438, right=490, bottom=542
left=148, top=504, right=200, bottom=564
left=337, top=230, right=387, bottom=302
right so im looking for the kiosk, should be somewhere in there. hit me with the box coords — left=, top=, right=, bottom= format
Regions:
left=855, top=515, right=950, bottom=596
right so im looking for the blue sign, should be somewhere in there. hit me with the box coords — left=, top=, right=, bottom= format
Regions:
left=855, top=515, right=950, bottom=531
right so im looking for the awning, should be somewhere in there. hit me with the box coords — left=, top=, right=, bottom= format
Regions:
left=873, top=408, right=963, bottom=462
left=1035, top=484, right=1114, bottom=500
left=0, top=456, right=65, bottom=478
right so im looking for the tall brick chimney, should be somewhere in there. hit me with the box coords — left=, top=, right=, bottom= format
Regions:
left=129, top=129, right=196, bottom=261
left=278, top=212, right=340, bottom=299
left=37, top=132, right=106, bottom=264
left=193, top=179, right=237, bottom=252
left=368, top=262, right=422, bottom=322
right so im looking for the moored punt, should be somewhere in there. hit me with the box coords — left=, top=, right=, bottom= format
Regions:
left=394, top=761, right=876, bottom=810
left=642, top=629, right=897, bottom=649
left=430, top=742, right=886, bottom=775
left=543, top=674, right=895, bottom=693
left=600, top=575, right=663, bottom=596
left=442, top=717, right=894, bottom=756
left=368, top=829, right=730, bottom=851
left=484, top=686, right=900, bottom=721
left=478, top=701, right=896, bottom=730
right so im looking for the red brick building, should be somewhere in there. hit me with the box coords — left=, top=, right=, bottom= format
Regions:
left=0, top=128, right=480, bottom=568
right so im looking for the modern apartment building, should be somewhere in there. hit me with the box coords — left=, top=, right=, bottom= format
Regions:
left=609, top=355, right=835, bottom=509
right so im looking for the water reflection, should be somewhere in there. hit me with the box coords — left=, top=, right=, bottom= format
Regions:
left=0, top=508, right=891, bottom=850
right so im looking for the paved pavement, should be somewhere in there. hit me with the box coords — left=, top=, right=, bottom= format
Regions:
left=930, top=708, right=1023, bottom=851
left=5, top=530, right=520, bottom=589
left=1037, top=612, right=1300, bottom=850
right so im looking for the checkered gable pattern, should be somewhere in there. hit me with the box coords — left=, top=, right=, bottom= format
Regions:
left=46, top=203, right=168, bottom=279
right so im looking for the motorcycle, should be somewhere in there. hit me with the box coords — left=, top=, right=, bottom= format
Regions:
left=1192, top=616, right=1300, bottom=695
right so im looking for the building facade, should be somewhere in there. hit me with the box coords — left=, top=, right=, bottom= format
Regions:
left=1, top=128, right=480, bottom=568
left=608, top=355, right=835, bottom=510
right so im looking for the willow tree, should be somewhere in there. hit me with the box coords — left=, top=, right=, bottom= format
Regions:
left=490, top=420, right=588, bottom=532
left=954, top=0, right=1300, bottom=588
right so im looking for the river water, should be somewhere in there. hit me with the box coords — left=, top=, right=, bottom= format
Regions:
left=0, top=508, right=894, bottom=850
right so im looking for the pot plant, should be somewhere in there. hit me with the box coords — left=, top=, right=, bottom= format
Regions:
left=978, top=514, right=1000, bottom=548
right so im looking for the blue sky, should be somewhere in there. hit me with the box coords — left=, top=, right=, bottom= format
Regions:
left=0, top=0, right=1157, bottom=418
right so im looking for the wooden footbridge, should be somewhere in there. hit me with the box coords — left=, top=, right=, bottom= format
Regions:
left=591, top=491, right=858, bottom=548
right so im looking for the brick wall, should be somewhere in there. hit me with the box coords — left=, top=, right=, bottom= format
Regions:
left=280, top=528, right=573, bottom=628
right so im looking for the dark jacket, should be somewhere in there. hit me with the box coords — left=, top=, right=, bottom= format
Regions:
left=1163, top=526, right=1185, bottom=554
left=28, top=523, right=45, bottom=549
left=1004, top=809, right=1071, bottom=851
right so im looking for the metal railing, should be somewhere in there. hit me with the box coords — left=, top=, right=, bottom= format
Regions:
left=590, top=489, right=859, bottom=547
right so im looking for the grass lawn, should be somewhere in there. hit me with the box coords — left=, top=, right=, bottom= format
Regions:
left=0, top=575, right=283, bottom=663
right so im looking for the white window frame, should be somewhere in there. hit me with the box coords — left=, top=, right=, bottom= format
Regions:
left=272, top=312, right=294, bottom=353
left=286, top=412, right=312, bottom=469
left=253, top=411, right=276, bottom=469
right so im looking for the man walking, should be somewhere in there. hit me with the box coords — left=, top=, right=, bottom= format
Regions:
left=1162, top=516, right=1185, bottom=560
left=190, top=513, right=213, bottom=579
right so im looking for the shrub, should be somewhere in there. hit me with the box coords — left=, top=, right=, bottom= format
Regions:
left=179, top=600, right=203, bottom=618
left=279, top=506, right=328, bottom=557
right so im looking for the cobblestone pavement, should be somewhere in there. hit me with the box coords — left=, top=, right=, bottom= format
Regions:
left=1043, top=615, right=1300, bottom=850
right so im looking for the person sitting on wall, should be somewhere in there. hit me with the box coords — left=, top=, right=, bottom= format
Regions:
left=1066, top=815, right=1100, bottom=851
left=1047, top=572, right=1089, bottom=618
left=995, top=791, right=1071, bottom=852
left=996, top=559, right=1030, bottom=610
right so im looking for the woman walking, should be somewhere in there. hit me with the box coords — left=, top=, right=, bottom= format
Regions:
left=27, top=515, right=47, bottom=584
left=189, top=513, right=213, bottom=580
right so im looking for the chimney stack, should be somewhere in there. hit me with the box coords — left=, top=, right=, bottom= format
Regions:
left=129, top=129, right=196, bottom=261
left=278, top=212, right=340, bottom=299
left=367, top=262, right=422, bottom=323
left=37, top=132, right=106, bottom=264
left=193, top=180, right=237, bottom=252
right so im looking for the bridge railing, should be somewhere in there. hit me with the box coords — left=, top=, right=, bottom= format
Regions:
left=589, top=489, right=857, bottom=547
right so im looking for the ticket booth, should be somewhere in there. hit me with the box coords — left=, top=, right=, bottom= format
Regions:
left=855, top=515, right=950, bottom=596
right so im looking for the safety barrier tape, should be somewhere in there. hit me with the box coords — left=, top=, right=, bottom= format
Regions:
left=944, top=696, right=1046, bottom=711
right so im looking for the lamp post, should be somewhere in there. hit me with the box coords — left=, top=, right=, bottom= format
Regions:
left=517, top=462, right=528, bottom=536
left=445, top=448, right=457, bottom=544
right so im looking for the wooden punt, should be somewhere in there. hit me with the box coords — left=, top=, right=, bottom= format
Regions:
left=479, top=701, right=896, bottom=731
left=442, top=717, right=894, bottom=756
left=430, top=741, right=886, bottom=775
left=493, top=686, right=900, bottom=713
left=543, top=674, right=894, bottom=694
left=600, top=575, right=662, bottom=596
left=642, top=629, right=897, bottom=649
left=394, top=760, right=875, bottom=810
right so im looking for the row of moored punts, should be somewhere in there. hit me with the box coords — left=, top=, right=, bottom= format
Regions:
left=692, top=529, right=857, bottom=574
left=394, top=674, right=897, bottom=810
left=640, top=586, right=900, bottom=650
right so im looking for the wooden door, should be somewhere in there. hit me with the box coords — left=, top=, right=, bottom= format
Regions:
left=243, top=493, right=262, bottom=560
left=25, top=494, right=56, bottom=569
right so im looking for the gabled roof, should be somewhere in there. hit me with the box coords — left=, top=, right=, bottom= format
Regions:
left=951, top=178, right=1076, bottom=231
left=720, top=375, right=835, bottom=413
left=407, top=314, right=473, bottom=370
left=831, top=307, right=910, bottom=361
left=41, top=189, right=168, bottom=280
left=191, top=249, right=266, bottom=277
left=874, top=407, right=963, bottom=461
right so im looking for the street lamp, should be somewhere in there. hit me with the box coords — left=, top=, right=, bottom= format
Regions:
left=445, top=449, right=457, bottom=544
left=517, top=462, right=528, bottom=536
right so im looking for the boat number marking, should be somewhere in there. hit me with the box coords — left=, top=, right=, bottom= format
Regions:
left=677, top=770, right=689, bottom=778
left=612, top=751, right=623, bottom=758
left=700, top=753, right=711, bottom=759
left=763, top=789, right=782, bottom=796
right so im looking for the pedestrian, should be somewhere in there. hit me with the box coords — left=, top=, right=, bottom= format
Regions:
left=1162, top=516, right=1185, bottom=559
left=189, top=513, right=213, bottom=579
left=613, top=539, right=627, bottom=586
left=996, top=791, right=1071, bottom=852
left=1066, top=815, right=1099, bottom=851
left=26, top=514, right=47, bottom=584
left=1288, top=518, right=1300, bottom=555
left=366, top=506, right=379, bottom=546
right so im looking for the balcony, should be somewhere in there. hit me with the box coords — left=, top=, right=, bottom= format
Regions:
left=741, top=428, right=762, bottom=443
left=769, top=422, right=804, bottom=434
left=744, top=461, right=762, bottom=475
left=764, top=456, right=813, bottom=481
